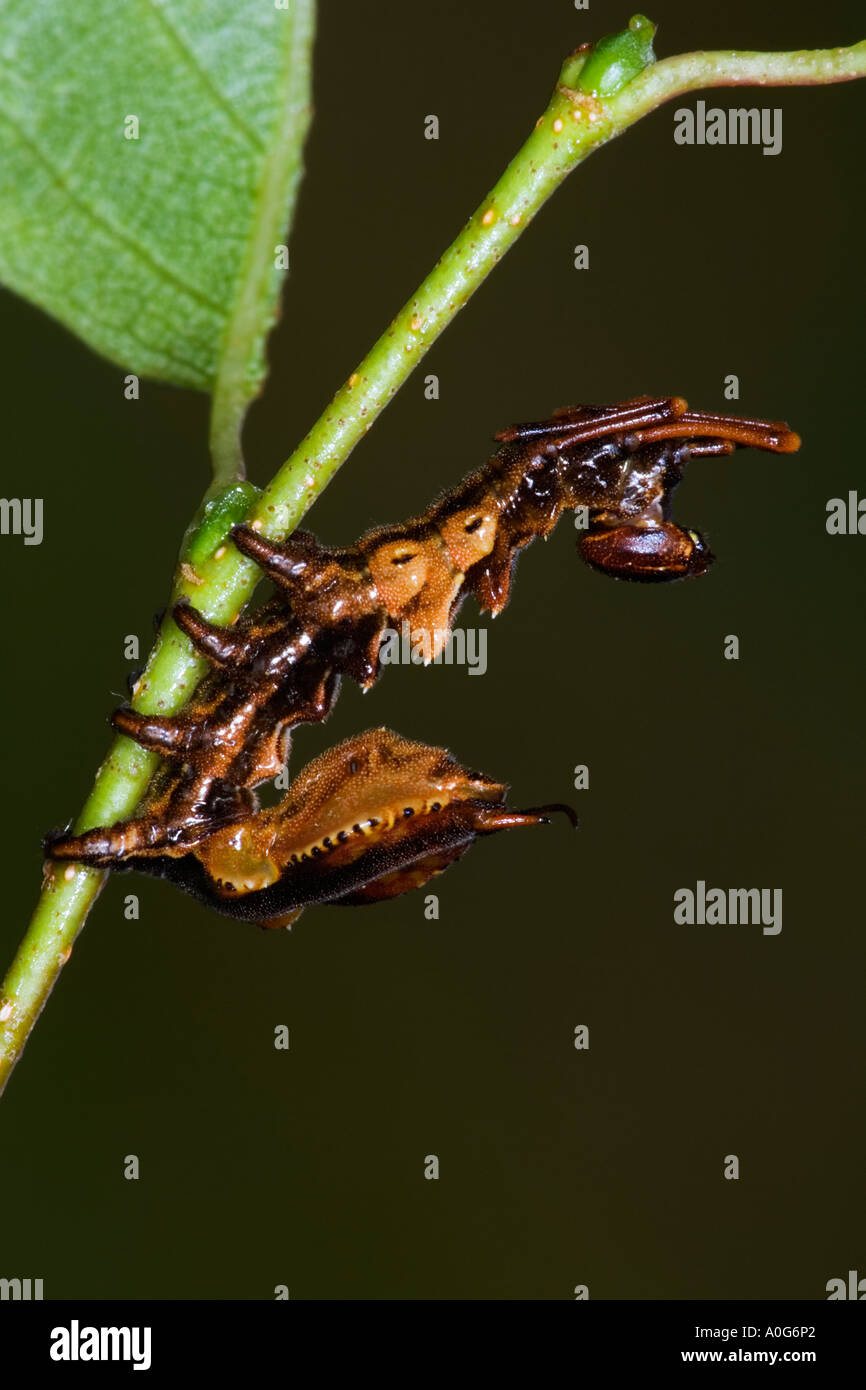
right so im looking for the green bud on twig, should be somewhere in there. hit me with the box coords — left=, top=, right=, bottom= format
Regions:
left=577, top=14, right=657, bottom=98
left=182, top=481, right=261, bottom=566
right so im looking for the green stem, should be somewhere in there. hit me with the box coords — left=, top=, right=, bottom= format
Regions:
left=2, top=28, right=864, bottom=1095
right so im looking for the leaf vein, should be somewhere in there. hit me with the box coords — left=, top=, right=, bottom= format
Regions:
left=0, top=99, right=225, bottom=317
left=137, top=0, right=267, bottom=154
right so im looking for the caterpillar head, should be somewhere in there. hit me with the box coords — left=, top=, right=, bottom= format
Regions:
left=578, top=520, right=713, bottom=582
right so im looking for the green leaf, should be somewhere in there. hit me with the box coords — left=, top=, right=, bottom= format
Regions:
left=0, top=0, right=314, bottom=469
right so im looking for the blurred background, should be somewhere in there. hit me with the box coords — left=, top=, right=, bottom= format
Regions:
left=0, top=0, right=863, bottom=1299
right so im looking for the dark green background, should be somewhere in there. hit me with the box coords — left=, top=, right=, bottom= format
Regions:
left=1, top=0, right=863, bottom=1299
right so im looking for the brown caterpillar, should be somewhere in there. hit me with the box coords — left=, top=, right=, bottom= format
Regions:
left=45, top=396, right=800, bottom=924
left=48, top=728, right=575, bottom=929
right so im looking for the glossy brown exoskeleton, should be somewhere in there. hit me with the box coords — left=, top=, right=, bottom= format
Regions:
left=45, top=396, right=799, bottom=924
left=48, top=729, right=576, bottom=928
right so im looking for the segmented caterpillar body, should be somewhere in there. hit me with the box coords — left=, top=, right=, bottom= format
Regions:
left=45, top=396, right=800, bottom=926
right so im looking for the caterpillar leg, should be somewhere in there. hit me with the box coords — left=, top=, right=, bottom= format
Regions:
left=172, top=601, right=253, bottom=668
left=45, top=815, right=180, bottom=864
left=44, top=809, right=229, bottom=865
left=44, top=780, right=255, bottom=865
left=231, top=526, right=325, bottom=589
left=111, top=705, right=210, bottom=756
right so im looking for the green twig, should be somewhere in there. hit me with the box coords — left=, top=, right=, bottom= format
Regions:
left=2, top=23, right=864, bottom=1095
